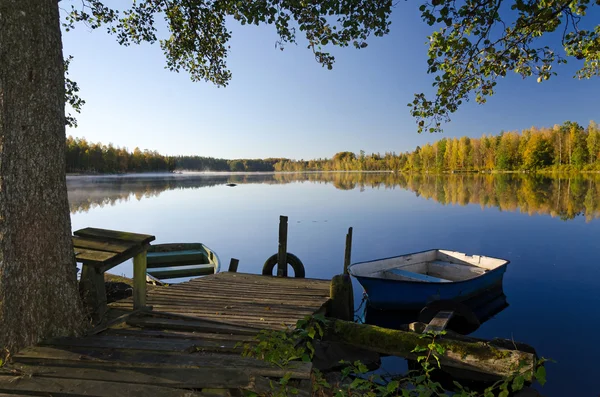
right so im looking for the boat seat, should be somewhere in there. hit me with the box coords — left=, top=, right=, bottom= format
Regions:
left=385, top=268, right=451, bottom=283
left=429, top=260, right=487, bottom=274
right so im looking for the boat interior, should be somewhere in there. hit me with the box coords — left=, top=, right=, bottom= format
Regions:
left=349, top=250, right=507, bottom=283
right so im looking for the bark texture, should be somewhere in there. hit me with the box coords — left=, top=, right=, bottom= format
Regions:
left=0, top=0, right=84, bottom=353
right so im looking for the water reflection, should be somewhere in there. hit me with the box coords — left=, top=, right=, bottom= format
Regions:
left=67, top=172, right=600, bottom=221
left=363, top=284, right=509, bottom=335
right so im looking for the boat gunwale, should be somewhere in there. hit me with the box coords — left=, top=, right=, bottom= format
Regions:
left=347, top=248, right=509, bottom=285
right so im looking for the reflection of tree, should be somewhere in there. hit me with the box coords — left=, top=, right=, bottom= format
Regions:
left=68, top=173, right=600, bottom=221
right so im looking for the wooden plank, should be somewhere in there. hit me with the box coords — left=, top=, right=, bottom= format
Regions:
left=180, top=280, right=331, bottom=293
left=127, top=316, right=261, bottom=336
left=147, top=309, right=309, bottom=326
left=0, top=374, right=206, bottom=397
left=189, top=272, right=318, bottom=285
left=144, top=289, right=329, bottom=303
left=74, top=227, right=156, bottom=245
left=114, top=297, right=320, bottom=313
left=123, top=312, right=305, bottom=327
left=13, top=348, right=311, bottom=379
left=423, top=310, right=455, bottom=334
left=124, top=296, right=328, bottom=313
left=87, top=308, right=146, bottom=336
left=42, top=335, right=240, bottom=353
left=74, top=248, right=118, bottom=265
left=111, top=309, right=315, bottom=323
left=122, top=307, right=311, bottom=321
left=196, top=272, right=331, bottom=287
left=73, top=236, right=135, bottom=253
left=5, top=361, right=262, bottom=390
left=155, top=284, right=330, bottom=297
left=133, top=250, right=148, bottom=309
left=103, top=328, right=256, bottom=342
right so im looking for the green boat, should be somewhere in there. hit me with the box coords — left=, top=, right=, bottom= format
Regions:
left=146, top=243, right=220, bottom=282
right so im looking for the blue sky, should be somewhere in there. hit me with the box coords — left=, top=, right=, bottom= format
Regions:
left=62, top=4, right=600, bottom=160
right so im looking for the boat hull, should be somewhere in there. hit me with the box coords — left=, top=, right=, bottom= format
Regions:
left=354, top=264, right=507, bottom=310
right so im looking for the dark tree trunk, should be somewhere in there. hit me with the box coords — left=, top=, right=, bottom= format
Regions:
left=0, top=0, right=84, bottom=353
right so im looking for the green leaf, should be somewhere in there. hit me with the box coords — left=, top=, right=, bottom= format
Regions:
left=512, top=375, right=525, bottom=391
left=387, top=380, right=399, bottom=392
left=535, top=365, right=547, bottom=386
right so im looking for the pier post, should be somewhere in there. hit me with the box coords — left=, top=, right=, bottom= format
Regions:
left=329, top=274, right=354, bottom=321
left=343, top=227, right=353, bottom=274
left=133, top=250, right=148, bottom=309
left=228, top=258, right=239, bottom=273
left=277, top=215, right=288, bottom=277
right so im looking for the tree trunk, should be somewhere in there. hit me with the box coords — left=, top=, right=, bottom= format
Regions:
left=0, top=0, right=84, bottom=354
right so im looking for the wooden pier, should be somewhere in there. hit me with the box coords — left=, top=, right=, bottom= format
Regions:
left=0, top=272, right=332, bottom=396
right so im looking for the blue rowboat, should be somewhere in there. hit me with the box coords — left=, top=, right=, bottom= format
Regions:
left=348, top=249, right=509, bottom=310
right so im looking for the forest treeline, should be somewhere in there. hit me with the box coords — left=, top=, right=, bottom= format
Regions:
left=274, top=121, right=600, bottom=172
left=67, top=173, right=600, bottom=222
left=65, top=136, right=284, bottom=174
left=66, top=120, right=600, bottom=174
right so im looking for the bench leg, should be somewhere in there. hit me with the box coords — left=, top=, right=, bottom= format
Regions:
left=133, top=250, right=148, bottom=310
left=79, top=264, right=107, bottom=323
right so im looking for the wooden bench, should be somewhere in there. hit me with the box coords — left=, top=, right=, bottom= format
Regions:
left=73, top=228, right=155, bottom=323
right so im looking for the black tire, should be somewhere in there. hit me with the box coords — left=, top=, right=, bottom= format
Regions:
left=262, top=253, right=305, bottom=278
left=418, top=299, right=480, bottom=335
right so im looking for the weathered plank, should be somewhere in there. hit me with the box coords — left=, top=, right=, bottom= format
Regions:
left=74, top=227, right=156, bottom=245
left=153, top=284, right=330, bottom=297
left=5, top=362, right=265, bottom=390
left=103, top=328, right=255, bottom=342
left=146, top=288, right=329, bottom=301
left=169, top=277, right=331, bottom=290
left=73, top=248, right=117, bottom=264
left=193, top=272, right=331, bottom=287
left=423, top=310, right=454, bottom=334
left=123, top=309, right=307, bottom=324
left=110, top=300, right=316, bottom=316
left=0, top=374, right=205, bottom=397
left=190, top=276, right=332, bottom=290
left=126, top=316, right=261, bottom=336
left=13, top=348, right=311, bottom=379
left=73, top=236, right=135, bottom=253
left=42, top=335, right=240, bottom=353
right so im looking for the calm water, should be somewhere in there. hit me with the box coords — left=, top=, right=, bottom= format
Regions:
left=68, top=172, right=600, bottom=396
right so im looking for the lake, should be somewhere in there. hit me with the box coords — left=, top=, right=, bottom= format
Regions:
left=68, top=172, right=600, bottom=396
